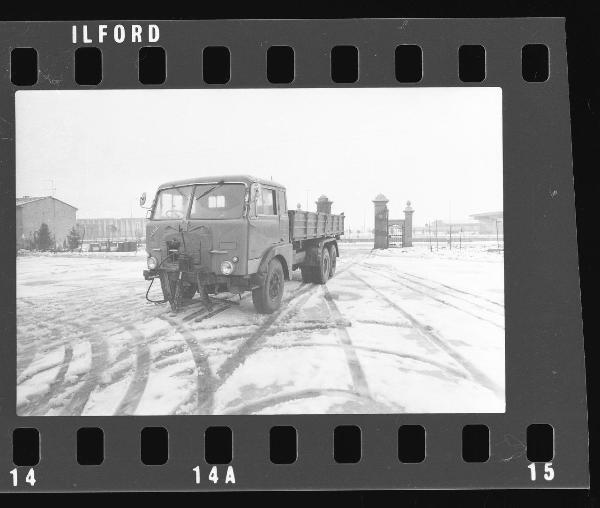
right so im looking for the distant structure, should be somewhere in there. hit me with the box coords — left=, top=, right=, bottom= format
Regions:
left=16, top=196, right=77, bottom=249
left=413, top=211, right=503, bottom=236
left=76, top=217, right=146, bottom=243
left=469, top=211, right=503, bottom=234
left=372, top=195, right=414, bottom=249
left=316, top=195, right=333, bottom=214
left=372, top=194, right=389, bottom=249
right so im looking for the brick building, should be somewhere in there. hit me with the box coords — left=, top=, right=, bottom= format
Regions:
left=16, top=196, right=78, bottom=249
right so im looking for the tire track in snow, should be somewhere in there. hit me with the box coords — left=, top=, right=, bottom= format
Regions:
left=17, top=344, right=39, bottom=380
left=160, top=315, right=217, bottom=414
left=211, top=251, right=375, bottom=407
left=349, top=270, right=504, bottom=398
left=323, top=286, right=371, bottom=399
left=222, top=388, right=401, bottom=415
left=200, top=319, right=351, bottom=344
left=216, top=282, right=314, bottom=381
left=114, top=324, right=151, bottom=415
left=364, top=263, right=504, bottom=315
left=395, top=270, right=503, bottom=307
left=359, top=264, right=504, bottom=330
left=255, top=341, right=469, bottom=380
left=21, top=345, right=74, bottom=416
left=367, top=263, right=505, bottom=315
left=60, top=334, right=109, bottom=416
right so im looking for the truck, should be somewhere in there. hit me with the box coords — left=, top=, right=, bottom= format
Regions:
left=141, top=175, right=344, bottom=314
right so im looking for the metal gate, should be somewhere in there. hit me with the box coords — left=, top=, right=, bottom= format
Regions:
left=388, top=223, right=403, bottom=247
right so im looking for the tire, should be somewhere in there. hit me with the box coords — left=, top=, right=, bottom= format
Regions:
left=328, top=244, right=337, bottom=278
left=300, top=266, right=316, bottom=283
left=182, top=283, right=197, bottom=299
left=159, top=272, right=172, bottom=302
left=314, top=246, right=331, bottom=285
left=160, top=273, right=196, bottom=311
left=171, top=279, right=183, bottom=312
left=252, top=258, right=285, bottom=314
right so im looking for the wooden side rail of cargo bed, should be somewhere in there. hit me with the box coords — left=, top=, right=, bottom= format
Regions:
left=288, top=210, right=344, bottom=241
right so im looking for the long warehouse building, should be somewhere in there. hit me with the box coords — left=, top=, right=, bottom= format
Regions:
left=76, top=217, right=146, bottom=242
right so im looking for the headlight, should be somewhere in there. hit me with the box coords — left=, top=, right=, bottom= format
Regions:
left=232, top=256, right=239, bottom=263
left=220, top=260, right=234, bottom=275
left=147, top=256, right=158, bottom=270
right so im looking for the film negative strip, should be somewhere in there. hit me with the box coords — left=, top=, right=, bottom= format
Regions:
left=0, top=18, right=588, bottom=491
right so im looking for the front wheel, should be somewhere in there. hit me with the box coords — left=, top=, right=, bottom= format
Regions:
left=252, top=258, right=285, bottom=314
left=160, top=274, right=196, bottom=312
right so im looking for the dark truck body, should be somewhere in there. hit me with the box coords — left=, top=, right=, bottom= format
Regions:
left=143, top=175, right=344, bottom=313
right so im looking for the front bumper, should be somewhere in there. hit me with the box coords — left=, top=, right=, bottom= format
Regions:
left=143, top=268, right=256, bottom=289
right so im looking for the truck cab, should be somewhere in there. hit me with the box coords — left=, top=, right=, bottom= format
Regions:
left=143, top=175, right=292, bottom=312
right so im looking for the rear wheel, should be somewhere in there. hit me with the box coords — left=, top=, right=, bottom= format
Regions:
left=252, top=258, right=285, bottom=314
left=328, top=244, right=337, bottom=278
left=314, top=246, right=331, bottom=284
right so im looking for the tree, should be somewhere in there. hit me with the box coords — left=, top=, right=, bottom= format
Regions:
left=67, top=226, right=81, bottom=251
left=35, top=223, right=53, bottom=251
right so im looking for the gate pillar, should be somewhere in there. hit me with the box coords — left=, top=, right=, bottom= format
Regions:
left=373, top=194, right=389, bottom=249
left=403, top=201, right=414, bottom=247
left=316, top=195, right=333, bottom=214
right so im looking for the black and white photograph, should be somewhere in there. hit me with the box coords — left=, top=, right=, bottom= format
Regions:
left=16, top=87, right=504, bottom=416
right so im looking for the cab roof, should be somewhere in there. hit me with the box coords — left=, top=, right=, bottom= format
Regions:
left=158, top=175, right=285, bottom=190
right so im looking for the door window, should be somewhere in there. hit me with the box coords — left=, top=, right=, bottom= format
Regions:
left=278, top=190, right=287, bottom=216
left=257, top=188, right=277, bottom=215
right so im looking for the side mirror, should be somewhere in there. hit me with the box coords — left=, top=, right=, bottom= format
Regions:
left=139, top=192, right=147, bottom=207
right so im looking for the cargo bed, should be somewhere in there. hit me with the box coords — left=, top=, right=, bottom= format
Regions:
left=288, top=210, right=344, bottom=242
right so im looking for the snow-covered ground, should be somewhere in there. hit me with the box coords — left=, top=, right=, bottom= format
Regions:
left=16, top=242, right=504, bottom=415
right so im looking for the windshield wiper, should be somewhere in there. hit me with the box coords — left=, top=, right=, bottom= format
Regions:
left=195, top=180, right=225, bottom=201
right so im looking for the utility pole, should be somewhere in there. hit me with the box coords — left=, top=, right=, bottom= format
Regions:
left=46, top=179, right=57, bottom=250
left=448, top=200, right=452, bottom=250
left=428, top=222, right=432, bottom=252
left=46, top=179, right=56, bottom=196
left=363, top=209, right=366, bottom=233
left=496, top=219, right=500, bottom=249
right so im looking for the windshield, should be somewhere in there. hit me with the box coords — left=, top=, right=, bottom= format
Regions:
left=152, top=183, right=247, bottom=220
left=190, top=183, right=246, bottom=219
left=152, top=185, right=194, bottom=220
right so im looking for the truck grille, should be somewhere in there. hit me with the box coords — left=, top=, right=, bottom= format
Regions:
left=166, top=239, right=181, bottom=261
left=164, top=234, right=206, bottom=269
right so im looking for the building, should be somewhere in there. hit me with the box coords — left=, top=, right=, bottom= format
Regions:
left=16, top=196, right=78, bottom=249
left=76, top=217, right=146, bottom=243
left=469, top=211, right=503, bottom=234
left=415, top=219, right=481, bottom=235
left=413, top=211, right=504, bottom=236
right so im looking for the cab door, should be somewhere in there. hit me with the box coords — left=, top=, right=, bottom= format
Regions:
left=248, top=185, right=281, bottom=261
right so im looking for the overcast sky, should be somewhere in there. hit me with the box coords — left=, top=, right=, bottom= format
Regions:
left=16, top=88, right=502, bottom=229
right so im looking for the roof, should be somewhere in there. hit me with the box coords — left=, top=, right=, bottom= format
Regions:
left=16, top=196, right=78, bottom=211
left=158, top=175, right=285, bottom=190
left=372, top=193, right=389, bottom=202
left=469, top=211, right=503, bottom=220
